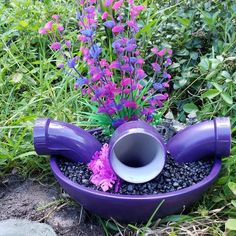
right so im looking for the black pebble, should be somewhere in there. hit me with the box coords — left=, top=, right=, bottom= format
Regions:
left=58, top=128, right=214, bottom=195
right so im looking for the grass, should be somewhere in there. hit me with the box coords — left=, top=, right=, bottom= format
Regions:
left=0, top=0, right=236, bottom=235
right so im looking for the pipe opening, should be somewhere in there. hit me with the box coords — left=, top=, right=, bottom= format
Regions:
left=113, top=133, right=159, bottom=168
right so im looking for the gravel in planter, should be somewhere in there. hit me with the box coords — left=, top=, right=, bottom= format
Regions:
left=58, top=127, right=214, bottom=195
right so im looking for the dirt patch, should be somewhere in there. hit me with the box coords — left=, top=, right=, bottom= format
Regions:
left=0, top=174, right=104, bottom=236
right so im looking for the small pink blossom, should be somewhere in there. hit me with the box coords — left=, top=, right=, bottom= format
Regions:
left=38, top=28, right=47, bottom=34
left=52, top=15, right=59, bottom=20
left=57, top=24, right=64, bottom=32
left=44, top=21, right=53, bottom=31
left=88, top=144, right=120, bottom=192
left=168, top=49, right=173, bottom=55
left=151, top=47, right=158, bottom=54
left=77, top=35, right=87, bottom=42
left=124, top=100, right=138, bottom=109
left=157, top=48, right=166, bottom=57
left=102, top=12, right=109, bottom=20
left=50, top=42, right=61, bottom=50
left=112, top=24, right=124, bottom=33
left=112, top=0, right=124, bottom=11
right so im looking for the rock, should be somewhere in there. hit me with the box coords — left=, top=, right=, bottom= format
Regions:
left=0, top=219, right=56, bottom=236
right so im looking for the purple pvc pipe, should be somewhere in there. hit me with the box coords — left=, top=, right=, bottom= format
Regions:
left=109, top=121, right=166, bottom=183
left=167, top=117, right=231, bottom=163
left=33, top=118, right=102, bottom=163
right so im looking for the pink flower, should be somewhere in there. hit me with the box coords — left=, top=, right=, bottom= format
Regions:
left=168, top=49, right=173, bottom=55
left=124, top=100, right=138, bottom=109
left=112, top=0, right=124, bottom=11
left=136, top=68, right=146, bottom=79
left=157, top=48, right=166, bottom=57
left=38, top=28, right=47, bottom=34
left=77, top=35, right=87, bottom=42
left=130, top=5, right=145, bottom=17
left=121, top=77, right=131, bottom=86
left=88, top=144, right=120, bottom=192
left=50, top=42, right=61, bottom=50
left=127, top=0, right=134, bottom=4
left=52, top=15, right=59, bottom=20
left=104, top=69, right=113, bottom=77
left=151, top=47, right=158, bottom=54
left=57, top=24, right=64, bottom=32
left=162, top=82, right=169, bottom=88
left=44, top=21, right=53, bottom=31
left=112, top=24, right=124, bottom=33
left=102, top=12, right=109, bottom=20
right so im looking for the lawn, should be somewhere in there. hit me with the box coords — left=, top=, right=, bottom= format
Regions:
left=0, top=0, right=236, bottom=235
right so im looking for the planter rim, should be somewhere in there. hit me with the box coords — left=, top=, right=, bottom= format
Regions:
left=50, top=156, right=221, bottom=200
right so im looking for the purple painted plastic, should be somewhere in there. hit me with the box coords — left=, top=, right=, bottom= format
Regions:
left=50, top=154, right=221, bottom=222
left=167, top=117, right=231, bottom=163
left=109, top=121, right=166, bottom=183
left=33, top=118, right=102, bottom=163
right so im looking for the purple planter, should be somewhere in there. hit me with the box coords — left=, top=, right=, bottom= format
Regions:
left=109, top=121, right=166, bottom=183
left=49, top=129, right=222, bottom=223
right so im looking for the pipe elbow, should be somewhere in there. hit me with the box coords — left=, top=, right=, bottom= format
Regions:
left=33, top=118, right=102, bottom=163
left=167, top=117, right=231, bottom=162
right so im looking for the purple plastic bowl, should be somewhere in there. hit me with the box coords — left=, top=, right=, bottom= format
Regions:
left=49, top=131, right=222, bottom=223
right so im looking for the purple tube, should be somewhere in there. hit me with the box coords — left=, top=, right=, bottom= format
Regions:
left=33, top=118, right=102, bottom=163
left=109, top=121, right=166, bottom=183
left=167, top=117, right=231, bottom=163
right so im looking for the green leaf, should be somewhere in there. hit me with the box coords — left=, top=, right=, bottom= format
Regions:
left=221, top=71, right=231, bottom=80
left=198, top=58, right=210, bottom=73
left=225, top=219, right=236, bottom=231
left=231, top=200, right=236, bottom=208
left=183, top=103, right=199, bottom=113
left=176, top=17, right=191, bottom=27
left=228, top=182, right=236, bottom=195
left=161, top=215, right=193, bottom=224
left=211, top=82, right=223, bottom=92
left=202, top=89, right=220, bottom=99
left=221, top=92, right=233, bottom=105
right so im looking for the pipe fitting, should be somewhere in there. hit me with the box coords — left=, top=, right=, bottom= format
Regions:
left=33, top=118, right=102, bottom=163
left=109, top=121, right=166, bottom=184
left=167, top=117, right=231, bottom=163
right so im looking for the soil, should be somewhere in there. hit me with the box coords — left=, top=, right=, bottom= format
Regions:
left=0, top=174, right=104, bottom=236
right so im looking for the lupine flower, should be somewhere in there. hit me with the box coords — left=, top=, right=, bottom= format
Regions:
left=112, top=0, right=124, bottom=11
left=81, top=29, right=93, bottom=37
left=39, top=1, right=172, bottom=133
left=151, top=62, right=161, bottom=72
left=157, top=48, right=166, bottom=57
left=104, top=0, right=113, bottom=7
left=50, top=42, right=61, bottom=50
left=112, top=24, right=124, bottom=33
left=102, top=12, right=109, bottom=20
left=68, top=57, right=77, bottom=68
left=103, top=20, right=116, bottom=28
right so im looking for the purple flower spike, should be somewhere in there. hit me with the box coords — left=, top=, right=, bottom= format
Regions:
left=153, top=83, right=163, bottom=90
left=89, top=44, right=102, bottom=59
left=68, top=57, right=77, bottom=68
left=103, top=20, right=116, bottom=28
left=81, top=29, right=93, bottom=37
